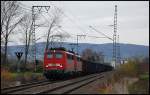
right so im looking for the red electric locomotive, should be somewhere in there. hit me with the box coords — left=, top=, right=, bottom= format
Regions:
left=43, top=47, right=82, bottom=79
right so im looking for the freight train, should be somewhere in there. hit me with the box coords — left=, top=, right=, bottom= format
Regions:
left=43, top=47, right=113, bottom=79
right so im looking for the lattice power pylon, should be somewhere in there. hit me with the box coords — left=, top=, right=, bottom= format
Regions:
left=117, top=35, right=121, bottom=65
left=31, top=6, right=50, bottom=72
left=112, top=5, right=117, bottom=67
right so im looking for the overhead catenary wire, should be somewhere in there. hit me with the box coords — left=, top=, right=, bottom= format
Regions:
left=89, top=26, right=113, bottom=41
left=20, top=2, right=109, bottom=41
left=61, top=4, right=113, bottom=37
left=49, top=2, right=113, bottom=41
left=36, top=13, right=113, bottom=41
left=48, top=2, right=87, bottom=35
left=19, top=2, right=115, bottom=43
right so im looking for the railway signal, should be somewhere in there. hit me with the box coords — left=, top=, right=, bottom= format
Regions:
left=15, top=52, right=23, bottom=72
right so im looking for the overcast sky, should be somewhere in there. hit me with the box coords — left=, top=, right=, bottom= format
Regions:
left=10, top=1, right=149, bottom=46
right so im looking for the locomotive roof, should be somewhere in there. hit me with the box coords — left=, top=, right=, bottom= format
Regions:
left=49, top=47, right=66, bottom=51
left=46, top=48, right=81, bottom=58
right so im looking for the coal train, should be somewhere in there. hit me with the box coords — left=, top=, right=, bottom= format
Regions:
left=43, top=47, right=113, bottom=79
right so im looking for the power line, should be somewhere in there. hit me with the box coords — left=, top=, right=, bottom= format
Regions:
left=58, top=27, right=109, bottom=40
left=20, top=3, right=109, bottom=42
left=20, top=2, right=114, bottom=42
left=63, top=9, right=91, bottom=34
left=20, top=3, right=116, bottom=41
left=48, top=3, right=87, bottom=35
left=19, top=2, right=32, bottom=9
left=89, top=26, right=113, bottom=41
left=63, top=6, right=113, bottom=37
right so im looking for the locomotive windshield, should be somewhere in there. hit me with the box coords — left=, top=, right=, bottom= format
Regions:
left=47, top=53, right=53, bottom=58
left=55, top=52, right=63, bottom=59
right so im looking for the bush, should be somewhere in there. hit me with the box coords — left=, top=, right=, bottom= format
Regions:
left=139, top=73, right=149, bottom=80
left=112, top=58, right=143, bottom=83
left=37, top=74, right=44, bottom=80
left=36, top=65, right=43, bottom=73
left=9, top=63, right=18, bottom=72
left=22, top=72, right=33, bottom=82
left=11, top=72, right=44, bottom=83
left=128, top=79, right=149, bottom=94
left=120, top=60, right=139, bottom=77
left=1, top=68, right=14, bottom=81
left=22, top=72, right=44, bottom=82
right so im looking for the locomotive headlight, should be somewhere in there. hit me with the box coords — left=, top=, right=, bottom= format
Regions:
left=56, top=63, right=63, bottom=67
left=59, top=64, right=63, bottom=67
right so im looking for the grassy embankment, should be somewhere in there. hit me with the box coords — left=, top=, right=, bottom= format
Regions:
left=1, top=62, right=45, bottom=88
left=99, top=57, right=149, bottom=94
left=128, top=72, right=149, bottom=94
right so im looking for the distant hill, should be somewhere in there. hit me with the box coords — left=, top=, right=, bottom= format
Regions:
left=5, top=42, right=149, bottom=62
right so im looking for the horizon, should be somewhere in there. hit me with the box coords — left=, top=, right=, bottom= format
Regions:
left=5, top=41, right=149, bottom=47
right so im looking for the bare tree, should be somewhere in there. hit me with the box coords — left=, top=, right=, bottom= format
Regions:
left=82, top=48, right=104, bottom=62
left=82, top=48, right=93, bottom=60
left=45, top=7, right=62, bottom=50
left=1, top=1, right=25, bottom=64
left=19, top=11, right=44, bottom=65
left=19, top=13, right=33, bottom=65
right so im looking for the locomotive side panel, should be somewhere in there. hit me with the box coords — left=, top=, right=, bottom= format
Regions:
left=76, top=57, right=82, bottom=72
left=65, top=53, right=75, bottom=72
left=81, top=60, right=87, bottom=74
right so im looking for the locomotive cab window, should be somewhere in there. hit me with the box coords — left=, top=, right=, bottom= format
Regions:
left=67, top=54, right=73, bottom=60
left=47, top=53, right=53, bottom=58
left=77, top=57, right=80, bottom=62
left=67, top=54, right=74, bottom=63
left=55, top=52, right=63, bottom=59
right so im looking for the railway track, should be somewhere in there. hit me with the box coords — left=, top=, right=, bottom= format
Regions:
left=1, top=71, right=110, bottom=94
left=38, top=73, right=104, bottom=94
left=34, top=72, right=107, bottom=94
left=1, top=80, right=55, bottom=94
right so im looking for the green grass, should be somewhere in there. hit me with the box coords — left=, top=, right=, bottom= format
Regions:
left=128, top=79, right=149, bottom=94
left=11, top=73, right=19, bottom=78
left=11, top=72, right=43, bottom=76
left=9, top=72, right=43, bottom=80
left=139, top=73, right=149, bottom=80
left=128, top=73, right=149, bottom=94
